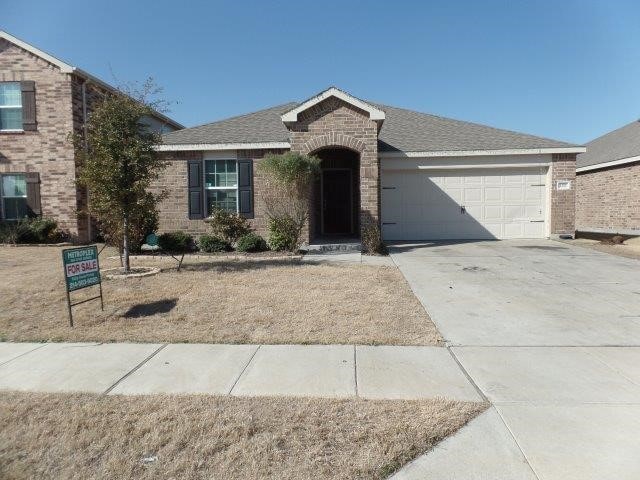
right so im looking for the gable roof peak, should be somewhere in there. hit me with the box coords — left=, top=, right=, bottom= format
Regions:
left=281, top=86, right=385, bottom=123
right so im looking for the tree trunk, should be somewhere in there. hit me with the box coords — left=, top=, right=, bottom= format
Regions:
left=123, top=214, right=130, bottom=273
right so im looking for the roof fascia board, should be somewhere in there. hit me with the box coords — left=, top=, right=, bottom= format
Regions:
left=155, top=142, right=291, bottom=152
left=380, top=147, right=586, bottom=158
left=576, top=154, right=640, bottom=173
left=281, top=87, right=385, bottom=122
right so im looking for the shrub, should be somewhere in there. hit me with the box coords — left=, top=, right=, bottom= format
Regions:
left=208, top=208, right=251, bottom=244
left=258, top=153, right=320, bottom=252
left=361, top=223, right=387, bottom=255
left=268, top=216, right=301, bottom=252
left=0, top=217, right=65, bottom=244
left=198, top=234, right=232, bottom=253
left=158, top=231, right=193, bottom=252
left=236, top=232, right=268, bottom=253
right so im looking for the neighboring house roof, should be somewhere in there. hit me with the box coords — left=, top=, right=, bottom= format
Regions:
left=577, top=119, right=640, bottom=171
left=0, top=30, right=184, bottom=130
left=161, top=90, right=583, bottom=155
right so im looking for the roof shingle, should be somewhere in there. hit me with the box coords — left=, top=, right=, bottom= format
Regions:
left=577, top=120, right=640, bottom=168
left=162, top=97, right=579, bottom=152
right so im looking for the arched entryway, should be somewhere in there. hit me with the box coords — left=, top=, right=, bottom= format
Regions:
left=311, top=147, right=360, bottom=239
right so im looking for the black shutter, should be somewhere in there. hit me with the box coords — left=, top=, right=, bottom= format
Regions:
left=25, top=172, right=41, bottom=216
left=21, top=81, right=37, bottom=131
left=237, top=159, right=254, bottom=219
left=187, top=160, right=204, bottom=219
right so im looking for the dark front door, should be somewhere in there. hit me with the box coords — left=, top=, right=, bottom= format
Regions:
left=322, top=169, right=352, bottom=234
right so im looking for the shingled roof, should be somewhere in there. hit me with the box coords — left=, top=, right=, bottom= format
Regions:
left=162, top=96, right=580, bottom=153
left=577, top=119, right=640, bottom=168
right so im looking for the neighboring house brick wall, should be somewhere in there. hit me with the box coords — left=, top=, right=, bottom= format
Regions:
left=287, top=97, right=380, bottom=241
left=576, top=161, right=640, bottom=233
left=0, top=38, right=81, bottom=238
left=550, top=153, right=577, bottom=235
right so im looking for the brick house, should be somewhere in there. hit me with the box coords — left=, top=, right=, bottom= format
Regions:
left=0, top=31, right=182, bottom=242
left=576, top=120, right=640, bottom=236
left=156, top=87, right=585, bottom=242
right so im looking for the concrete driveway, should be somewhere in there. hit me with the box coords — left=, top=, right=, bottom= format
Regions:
left=390, top=240, right=640, bottom=480
left=390, top=239, right=640, bottom=346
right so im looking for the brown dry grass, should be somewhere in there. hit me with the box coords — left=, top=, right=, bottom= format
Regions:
left=0, top=246, right=441, bottom=345
left=0, top=391, right=485, bottom=480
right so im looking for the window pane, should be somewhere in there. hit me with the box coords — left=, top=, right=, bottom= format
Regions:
left=206, top=189, right=237, bottom=215
left=2, top=175, right=27, bottom=197
left=0, top=83, right=21, bottom=107
left=3, top=197, right=28, bottom=220
left=0, top=108, right=23, bottom=130
left=204, top=160, right=237, bottom=188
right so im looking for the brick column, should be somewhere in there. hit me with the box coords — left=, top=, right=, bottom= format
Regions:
left=550, top=153, right=577, bottom=236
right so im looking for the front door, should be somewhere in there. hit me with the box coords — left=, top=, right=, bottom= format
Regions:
left=322, top=169, right=352, bottom=234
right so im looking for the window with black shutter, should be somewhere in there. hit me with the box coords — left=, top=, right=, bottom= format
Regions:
left=187, top=160, right=203, bottom=219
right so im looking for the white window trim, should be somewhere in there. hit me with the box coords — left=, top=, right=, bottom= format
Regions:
left=0, top=82, right=23, bottom=132
left=203, top=158, right=239, bottom=216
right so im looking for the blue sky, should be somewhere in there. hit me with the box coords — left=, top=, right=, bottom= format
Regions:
left=3, top=0, right=640, bottom=144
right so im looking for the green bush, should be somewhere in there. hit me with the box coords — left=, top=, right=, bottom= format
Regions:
left=267, top=216, right=301, bottom=252
left=0, top=217, right=65, bottom=244
left=158, top=231, right=193, bottom=252
left=361, top=223, right=387, bottom=255
left=207, top=208, right=251, bottom=244
left=198, top=234, right=231, bottom=253
left=236, top=232, right=268, bottom=253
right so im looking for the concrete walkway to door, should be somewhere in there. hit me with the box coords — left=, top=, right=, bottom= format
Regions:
left=389, top=240, right=640, bottom=480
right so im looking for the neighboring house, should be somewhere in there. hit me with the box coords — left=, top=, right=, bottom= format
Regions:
left=156, top=87, right=585, bottom=242
left=0, top=31, right=182, bottom=242
left=576, top=120, right=640, bottom=236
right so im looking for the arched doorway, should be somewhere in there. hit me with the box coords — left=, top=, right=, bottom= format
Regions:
left=311, top=147, right=360, bottom=239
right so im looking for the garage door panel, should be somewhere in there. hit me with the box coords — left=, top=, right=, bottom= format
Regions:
left=485, top=187, right=502, bottom=201
left=484, top=205, right=503, bottom=221
left=504, top=187, right=524, bottom=201
left=463, top=188, right=482, bottom=202
left=381, top=166, right=547, bottom=240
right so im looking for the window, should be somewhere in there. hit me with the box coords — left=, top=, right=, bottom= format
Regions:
left=1, top=174, right=28, bottom=220
left=204, top=159, right=238, bottom=214
left=0, top=83, right=22, bottom=131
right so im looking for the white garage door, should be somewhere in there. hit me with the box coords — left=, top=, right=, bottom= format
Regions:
left=381, top=167, right=547, bottom=240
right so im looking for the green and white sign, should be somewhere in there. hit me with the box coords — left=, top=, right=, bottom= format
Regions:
left=62, top=246, right=101, bottom=292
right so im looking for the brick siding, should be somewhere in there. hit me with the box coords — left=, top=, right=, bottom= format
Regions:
left=287, top=97, right=380, bottom=241
left=0, top=38, right=82, bottom=239
left=549, top=153, right=577, bottom=235
left=576, top=161, right=640, bottom=233
left=154, top=149, right=287, bottom=238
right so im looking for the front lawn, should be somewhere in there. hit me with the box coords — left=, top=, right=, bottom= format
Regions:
left=0, top=391, right=484, bottom=479
left=0, top=246, right=441, bottom=345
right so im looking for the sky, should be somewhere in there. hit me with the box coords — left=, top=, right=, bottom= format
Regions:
left=3, top=0, right=640, bottom=144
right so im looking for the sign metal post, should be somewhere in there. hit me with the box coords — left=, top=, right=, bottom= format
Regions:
left=61, top=245, right=104, bottom=326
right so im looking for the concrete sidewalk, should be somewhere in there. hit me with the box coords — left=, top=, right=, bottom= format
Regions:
left=0, top=342, right=481, bottom=401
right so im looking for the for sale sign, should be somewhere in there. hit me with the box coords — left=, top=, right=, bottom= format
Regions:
left=62, top=246, right=101, bottom=292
